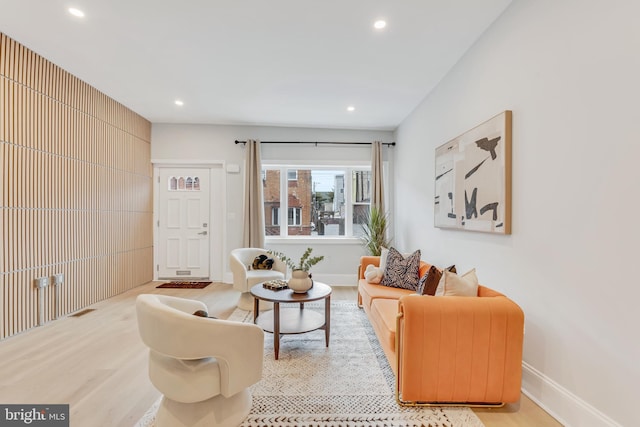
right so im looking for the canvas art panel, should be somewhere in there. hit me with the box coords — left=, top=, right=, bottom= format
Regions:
left=434, top=110, right=512, bottom=234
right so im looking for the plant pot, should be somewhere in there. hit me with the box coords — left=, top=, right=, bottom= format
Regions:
left=288, top=269, right=313, bottom=293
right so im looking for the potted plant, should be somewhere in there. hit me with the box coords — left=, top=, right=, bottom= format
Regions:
left=268, top=248, right=324, bottom=293
left=360, top=206, right=391, bottom=256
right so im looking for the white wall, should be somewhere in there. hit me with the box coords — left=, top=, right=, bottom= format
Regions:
left=393, top=1, right=639, bottom=426
left=152, top=123, right=393, bottom=284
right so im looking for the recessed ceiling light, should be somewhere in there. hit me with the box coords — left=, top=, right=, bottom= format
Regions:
left=68, top=8, right=85, bottom=18
left=347, top=106, right=355, bottom=112
left=174, top=100, right=184, bottom=106
left=374, top=20, right=387, bottom=30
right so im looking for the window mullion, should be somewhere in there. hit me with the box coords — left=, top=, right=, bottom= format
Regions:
left=344, top=167, right=353, bottom=236
left=281, top=166, right=288, bottom=237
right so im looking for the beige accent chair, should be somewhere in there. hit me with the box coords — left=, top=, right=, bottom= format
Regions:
left=230, top=248, right=287, bottom=311
left=136, top=294, right=264, bottom=427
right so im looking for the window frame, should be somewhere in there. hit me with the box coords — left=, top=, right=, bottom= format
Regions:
left=288, top=207, right=302, bottom=226
left=262, top=161, right=388, bottom=242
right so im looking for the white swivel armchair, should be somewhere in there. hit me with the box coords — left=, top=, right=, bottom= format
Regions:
left=136, top=294, right=264, bottom=427
left=230, top=248, right=287, bottom=311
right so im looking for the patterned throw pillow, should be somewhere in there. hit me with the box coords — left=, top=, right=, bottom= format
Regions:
left=417, top=265, right=440, bottom=295
left=417, top=264, right=457, bottom=296
left=252, top=255, right=274, bottom=270
left=380, top=247, right=421, bottom=291
left=193, top=310, right=217, bottom=319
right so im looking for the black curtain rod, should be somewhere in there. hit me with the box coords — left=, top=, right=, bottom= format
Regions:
left=234, top=140, right=395, bottom=147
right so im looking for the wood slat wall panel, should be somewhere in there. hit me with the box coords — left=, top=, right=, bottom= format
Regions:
left=0, top=78, right=5, bottom=140
left=0, top=275, right=4, bottom=337
left=0, top=145, right=4, bottom=272
left=0, top=33, right=152, bottom=340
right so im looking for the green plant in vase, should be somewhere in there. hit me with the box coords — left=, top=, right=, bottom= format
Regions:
left=268, top=248, right=324, bottom=293
left=360, top=206, right=391, bottom=256
left=268, top=247, right=324, bottom=272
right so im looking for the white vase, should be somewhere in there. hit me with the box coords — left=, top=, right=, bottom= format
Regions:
left=288, top=269, right=313, bottom=293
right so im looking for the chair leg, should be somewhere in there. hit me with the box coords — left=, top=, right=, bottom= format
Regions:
left=156, top=389, right=252, bottom=427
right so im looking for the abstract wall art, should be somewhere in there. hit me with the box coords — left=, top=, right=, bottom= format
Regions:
left=434, top=110, right=512, bottom=234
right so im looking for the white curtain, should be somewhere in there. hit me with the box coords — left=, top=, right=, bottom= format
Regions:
left=371, top=141, right=385, bottom=211
left=242, top=140, right=265, bottom=248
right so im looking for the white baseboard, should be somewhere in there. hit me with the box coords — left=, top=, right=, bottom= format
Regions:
left=223, top=272, right=233, bottom=284
left=221, top=273, right=356, bottom=287
left=310, top=274, right=356, bottom=286
left=522, top=361, right=622, bottom=427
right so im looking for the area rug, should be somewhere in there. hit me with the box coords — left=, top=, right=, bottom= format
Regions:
left=155, top=281, right=211, bottom=289
left=134, top=302, right=484, bottom=427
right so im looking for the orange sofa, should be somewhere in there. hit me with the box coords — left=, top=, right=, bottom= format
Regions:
left=358, top=255, right=524, bottom=406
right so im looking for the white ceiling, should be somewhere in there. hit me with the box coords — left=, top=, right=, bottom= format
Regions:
left=0, top=0, right=512, bottom=130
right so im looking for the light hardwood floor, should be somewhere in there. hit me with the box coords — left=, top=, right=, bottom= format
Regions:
left=0, top=281, right=561, bottom=427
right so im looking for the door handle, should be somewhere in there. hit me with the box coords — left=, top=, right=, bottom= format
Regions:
left=197, top=231, right=208, bottom=236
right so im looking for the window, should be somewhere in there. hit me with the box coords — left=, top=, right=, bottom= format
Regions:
left=263, top=165, right=378, bottom=238
left=168, top=176, right=201, bottom=191
left=288, top=207, right=302, bottom=226
left=264, top=170, right=281, bottom=235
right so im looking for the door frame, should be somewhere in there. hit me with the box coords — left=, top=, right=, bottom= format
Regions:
left=152, top=159, right=227, bottom=281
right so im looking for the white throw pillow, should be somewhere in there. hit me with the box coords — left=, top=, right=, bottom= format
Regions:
left=379, top=246, right=389, bottom=271
left=435, top=268, right=479, bottom=297
left=364, top=264, right=383, bottom=284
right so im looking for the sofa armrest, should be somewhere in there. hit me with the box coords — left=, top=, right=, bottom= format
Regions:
left=396, top=293, right=524, bottom=404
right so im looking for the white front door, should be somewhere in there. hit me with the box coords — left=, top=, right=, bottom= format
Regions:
left=157, top=168, right=210, bottom=279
